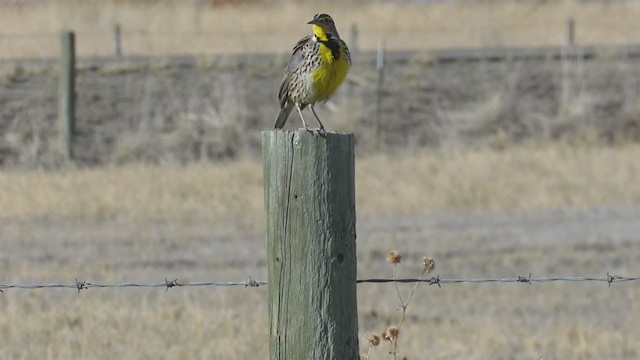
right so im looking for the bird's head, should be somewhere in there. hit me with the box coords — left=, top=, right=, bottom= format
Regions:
left=308, top=13, right=339, bottom=41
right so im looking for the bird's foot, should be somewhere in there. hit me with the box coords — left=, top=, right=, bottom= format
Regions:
left=300, top=127, right=325, bottom=135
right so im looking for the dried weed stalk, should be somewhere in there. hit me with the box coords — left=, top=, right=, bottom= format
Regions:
left=362, top=251, right=435, bottom=360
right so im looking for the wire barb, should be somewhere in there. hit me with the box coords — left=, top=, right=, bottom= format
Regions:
left=75, top=278, right=88, bottom=294
left=428, top=275, right=441, bottom=288
left=517, top=273, right=532, bottom=285
left=606, top=272, right=624, bottom=287
left=245, top=276, right=260, bottom=288
left=165, top=278, right=179, bottom=291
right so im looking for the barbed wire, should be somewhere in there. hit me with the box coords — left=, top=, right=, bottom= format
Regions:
left=0, top=273, right=636, bottom=293
left=0, top=277, right=266, bottom=293
left=357, top=272, right=639, bottom=288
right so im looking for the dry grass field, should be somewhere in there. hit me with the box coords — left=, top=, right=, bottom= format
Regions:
left=1, top=142, right=640, bottom=359
left=2, top=0, right=640, bottom=58
left=4, top=55, right=640, bottom=166
left=1, top=0, right=640, bottom=359
left=2, top=142, right=640, bottom=225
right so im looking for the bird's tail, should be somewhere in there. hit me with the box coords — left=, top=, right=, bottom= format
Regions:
left=274, top=103, right=294, bottom=129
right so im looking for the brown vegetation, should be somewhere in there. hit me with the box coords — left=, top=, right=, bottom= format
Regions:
left=1, top=1, right=640, bottom=359
left=2, top=0, right=640, bottom=58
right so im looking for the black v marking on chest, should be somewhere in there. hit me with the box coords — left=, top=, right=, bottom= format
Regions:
left=318, top=39, right=341, bottom=60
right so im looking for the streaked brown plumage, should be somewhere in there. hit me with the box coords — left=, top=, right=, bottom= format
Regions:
left=275, top=13, right=351, bottom=131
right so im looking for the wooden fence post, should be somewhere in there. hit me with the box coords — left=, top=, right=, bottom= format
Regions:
left=561, top=18, right=578, bottom=106
left=58, top=31, right=75, bottom=162
left=114, top=24, right=122, bottom=57
left=349, top=23, right=359, bottom=57
left=262, top=130, right=359, bottom=360
left=375, top=40, right=385, bottom=149
left=566, top=18, right=575, bottom=48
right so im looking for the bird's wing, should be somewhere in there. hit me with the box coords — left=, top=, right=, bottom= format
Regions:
left=285, top=35, right=312, bottom=75
left=278, top=35, right=312, bottom=107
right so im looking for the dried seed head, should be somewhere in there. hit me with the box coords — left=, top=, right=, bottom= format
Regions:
left=367, top=333, right=381, bottom=347
left=423, top=257, right=435, bottom=273
left=383, top=325, right=400, bottom=341
left=387, top=250, right=401, bottom=264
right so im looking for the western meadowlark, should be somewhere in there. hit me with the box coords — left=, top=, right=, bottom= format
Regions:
left=274, top=13, right=351, bottom=131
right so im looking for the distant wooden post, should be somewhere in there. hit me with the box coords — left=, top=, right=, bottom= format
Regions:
left=349, top=23, right=359, bottom=57
left=58, top=31, right=75, bottom=162
left=262, top=130, right=359, bottom=360
left=566, top=18, right=575, bottom=47
left=562, top=18, right=577, bottom=105
left=114, top=24, right=122, bottom=57
left=375, top=40, right=385, bottom=149
left=342, top=23, right=359, bottom=119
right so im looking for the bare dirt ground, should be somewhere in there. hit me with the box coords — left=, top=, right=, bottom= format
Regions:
left=1, top=204, right=639, bottom=359
left=2, top=55, right=640, bottom=166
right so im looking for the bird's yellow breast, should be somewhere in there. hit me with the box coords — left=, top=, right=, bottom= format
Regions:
left=311, top=41, right=349, bottom=102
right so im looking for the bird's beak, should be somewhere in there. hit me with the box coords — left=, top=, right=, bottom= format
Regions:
left=307, top=19, right=319, bottom=25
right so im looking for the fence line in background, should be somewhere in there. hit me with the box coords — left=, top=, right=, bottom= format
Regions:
left=1, top=273, right=637, bottom=293
left=0, top=18, right=630, bottom=59
left=0, top=18, right=620, bottom=43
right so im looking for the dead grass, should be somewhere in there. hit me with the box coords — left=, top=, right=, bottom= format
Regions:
left=0, top=142, right=639, bottom=227
left=2, top=0, right=640, bottom=58
left=1, top=142, right=639, bottom=359
left=357, top=142, right=640, bottom=216
left=2, top=195, right=639, bottom=359
left=0, top=289, right=269, bottom=360
left=0, top=160, right=264, bottom=229
left=3, top=2, right=640, bottom=358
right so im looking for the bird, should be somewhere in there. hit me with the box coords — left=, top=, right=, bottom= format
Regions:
left=274, top=13, right=351, bottom=132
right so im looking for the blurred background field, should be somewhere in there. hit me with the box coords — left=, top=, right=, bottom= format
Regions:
left=3, top=0, right=640, bottom=58
left=1, top=0, right=640, bottom=359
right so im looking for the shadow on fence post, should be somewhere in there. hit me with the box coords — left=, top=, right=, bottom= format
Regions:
left=262, top=130, right=359, bottom=360
left=58, top=31, right=75, bottom=162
